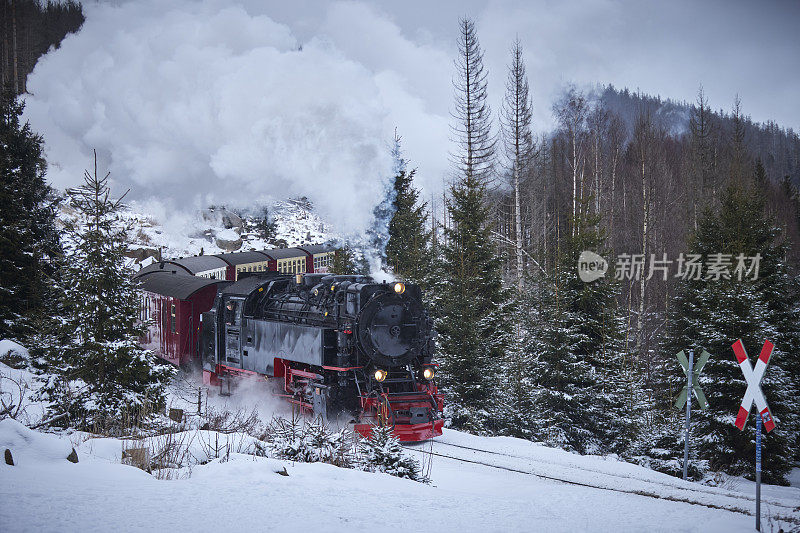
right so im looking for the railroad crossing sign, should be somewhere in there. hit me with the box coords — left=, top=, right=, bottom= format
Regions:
left=731, top=339, right=776, bottom=432
left=732, top=338, right=776, bottom=532
left=674, top=349, right=710, bottom=410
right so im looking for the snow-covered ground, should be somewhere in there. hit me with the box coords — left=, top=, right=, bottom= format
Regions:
left=2, top=361, right=799, bottom=533
left=790, top=468, right=800, bottom=489
left=2, top=417, right=798, bottom=533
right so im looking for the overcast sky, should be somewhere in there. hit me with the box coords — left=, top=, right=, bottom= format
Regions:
left=265, top=0, right=800, bottom=130
left=25, top=0, right=800, bottom=234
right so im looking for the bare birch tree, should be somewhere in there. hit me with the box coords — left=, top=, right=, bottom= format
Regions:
left=554, top=86, right=588, bottom=235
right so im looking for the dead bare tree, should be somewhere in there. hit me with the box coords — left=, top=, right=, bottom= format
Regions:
left=500, top=37, right=535, bottom=290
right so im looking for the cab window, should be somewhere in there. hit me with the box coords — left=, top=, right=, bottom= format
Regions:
left=224, top=300, right=240, bottom=326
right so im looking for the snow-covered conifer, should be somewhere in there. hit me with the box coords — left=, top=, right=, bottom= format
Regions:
left=41, top=151, right=173, bottom=431
left=358, top=426, right=427, bottom=482
left=664, top=182, right=797, bottom=484
left=434, top=18, right=512, bottom=432
left=525, top=209, right=638, bottom=454
left=0, top=87, right=61, bottom=341
left=385, top=136, right=434, bottom=290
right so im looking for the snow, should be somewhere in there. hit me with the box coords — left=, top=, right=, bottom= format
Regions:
left=0, top=418, right=75, bottom=465
left=2, top=418, right=798, bottom=531
left=2, top=356, right=798, bottom=532
left=0, top=362, right=45, bottom=426
left=59, top=197, right=335, bottom=267
left=0, top=340, right=29, bottom=361
left=789, top=468, right=800, bottom=488
left=214, top=228, right=239, bottom=242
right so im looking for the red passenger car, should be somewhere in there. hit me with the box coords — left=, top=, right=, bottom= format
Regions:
left=137, top=270, right=228, bottom=366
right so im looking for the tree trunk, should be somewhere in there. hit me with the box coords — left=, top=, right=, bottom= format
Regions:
left=2, top=1, right=7, bottom=87
left=572, top=129, right=578, bottom=235
left=514, top=160, right=523, bottom=292
left=637, top=153, right=648, bottom=358
left=610, top=147, right=618, bottom=247
left=12, top=0, right=18, bottom=94
left=594, top=133, right=601, bottom=216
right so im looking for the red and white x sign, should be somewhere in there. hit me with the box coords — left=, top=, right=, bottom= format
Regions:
left=732, top=339, right=776, bottom=433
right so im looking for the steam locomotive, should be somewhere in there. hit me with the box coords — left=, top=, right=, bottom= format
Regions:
left=198, top=272, right=444, bottom=441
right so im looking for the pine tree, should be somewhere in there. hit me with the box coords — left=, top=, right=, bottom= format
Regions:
left=495, top=38, right=538, bottom=438
left=41, top=152, right=173, bottom=431
left=729, top=95, right=748, bottom=187
left=0, top=87, right=61, bottom=341
left=435, top=18, right=511, bottom=432
left=358, top=426, right=427, bottom=482
left=331, top=245, right=357, bottom=275
left=253, top=205, right=276, bottom=243
left=385, top=137, right=433, bottom=288
left=665, top=182, right=797, bottom=484
left=525, top=209, right=635, bottom=454
left=689, top=87, right=717, bottom=218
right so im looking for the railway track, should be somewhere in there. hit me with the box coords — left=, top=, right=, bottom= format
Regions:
left=402, top=440, right=800, bottom=525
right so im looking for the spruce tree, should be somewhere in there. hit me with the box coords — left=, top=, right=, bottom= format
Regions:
left=525, top=210, right=635, bottom=454
left=331, top=245, right=357, bottom=275
left=665, top=182, right=797, bottom=484
left=385, top=139, right=433, bottom=288
left=0, top=87, right=61, bottom=340
left=41, top=152, right=172, bottom=431
left=435, top=18, right=511, bottom=431
left=253, top=205, right=276, bottom=243
left=495, top=38, right=537, bottom=439
left=436, top=174, right=511, bottom=430
left=500, top=37, right=535, bottom=292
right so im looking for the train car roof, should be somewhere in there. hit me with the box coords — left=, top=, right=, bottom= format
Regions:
left=136, top=271, right=229, bottom=300
left=297, top=244, right=334, bottom=255
left=134, top=261, right=192, bottom=278
left=220, top=273, right=288, bottom=297
left=171, top=255, right=230, bottom=273
left=213, top=251, right=272, bottom=265
left=260, top=247, right=309, bottom=259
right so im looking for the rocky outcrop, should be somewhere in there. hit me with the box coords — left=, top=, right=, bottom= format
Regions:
left=125, top=247, right=161, bottom=263
left=215, top=228, right=243, bottom=252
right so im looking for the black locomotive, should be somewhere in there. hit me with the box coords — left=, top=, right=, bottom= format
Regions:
left=200, top=272, right=444, bottom=441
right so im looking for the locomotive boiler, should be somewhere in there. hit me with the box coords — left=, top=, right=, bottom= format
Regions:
left=200, top=272, right=444, bottom=441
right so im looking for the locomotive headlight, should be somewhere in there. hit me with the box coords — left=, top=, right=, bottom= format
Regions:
left=374, top=369, right=387, bottom=382
left=393, top=282, right=405, bottom=294
left=423, top=367, right=435, bottom=380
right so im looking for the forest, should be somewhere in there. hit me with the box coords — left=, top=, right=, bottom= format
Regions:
left=1, top=3, right=799, bottom=487
left=384, top=19, right=800, bottom=484
left=0, top=0, right=83, bottom=94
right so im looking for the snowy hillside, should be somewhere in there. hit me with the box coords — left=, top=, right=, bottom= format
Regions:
left=1, top=359, right=798, bottom=533
left=57, top=196, right=336, bottom=266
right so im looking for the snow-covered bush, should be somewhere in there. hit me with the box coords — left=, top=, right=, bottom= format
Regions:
left=263, top=415, right=353, bottom=467
left=628, top=421, right=709, bottom=482
left=259, top=416, right=429, bottom=483
left=358, top=426, right=428, bottom=483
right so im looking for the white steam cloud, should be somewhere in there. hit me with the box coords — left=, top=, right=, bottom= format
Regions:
left=23, top=0, right=449, bottom=236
